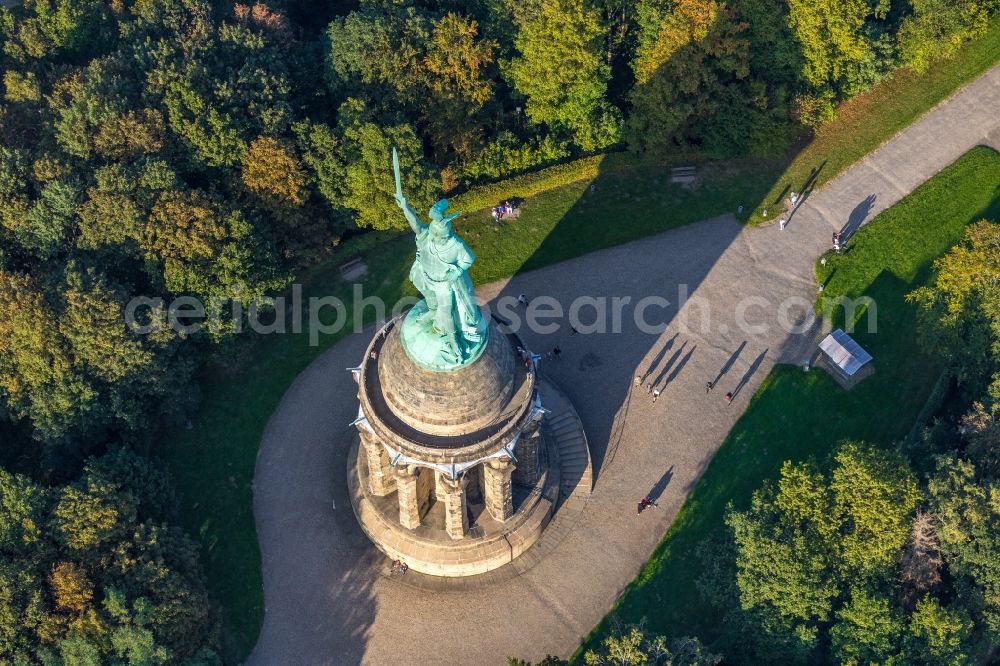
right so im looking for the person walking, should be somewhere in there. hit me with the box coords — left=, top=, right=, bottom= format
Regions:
left=725, top=391, right=734, bottom=405
left=790, top=192, right=798, bottom=206
left=779, top=218, right=787, bottom=231
left=517, top=293, right=529, bottom=307
left=634, top=375, right=643, bottom=387
left=550, top=346, right=562, bottom=360
left=637, top=497, right=658, bottom=514
left=652, top=387, right=661, bottom=403
left=706, top=381, right=714, bottom=393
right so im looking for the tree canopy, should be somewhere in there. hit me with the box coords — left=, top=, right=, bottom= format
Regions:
left=0, top=450, right=219, bottom=664
left=699, top=439, right=999, bottom=664
left=909, top=221, right=1000, bottom=402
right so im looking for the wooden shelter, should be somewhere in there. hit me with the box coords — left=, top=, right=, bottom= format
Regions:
left=817, top=328, right=874, bottom=389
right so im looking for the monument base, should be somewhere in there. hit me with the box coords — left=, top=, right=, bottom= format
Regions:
left=348, top=424, right=559, bottom=578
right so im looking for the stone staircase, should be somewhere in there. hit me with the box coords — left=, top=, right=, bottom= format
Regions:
left=537, top=380, right=592, bottom=501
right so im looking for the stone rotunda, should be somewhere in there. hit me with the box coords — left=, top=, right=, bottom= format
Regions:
left=347, top=312, right=590, bottom=577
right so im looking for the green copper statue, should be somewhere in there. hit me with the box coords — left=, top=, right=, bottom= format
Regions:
left=392, top=148, right=488, bottom=371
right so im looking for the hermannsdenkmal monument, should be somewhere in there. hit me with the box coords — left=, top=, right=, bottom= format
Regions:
left=346, top=149, right=592, bottom=576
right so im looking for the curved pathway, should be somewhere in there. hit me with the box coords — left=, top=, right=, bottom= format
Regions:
left=248, top=65, right=1000, bottom=665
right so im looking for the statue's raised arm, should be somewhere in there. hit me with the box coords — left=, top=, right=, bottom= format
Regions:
left=395, top=194, right=425, bottom=235
left=393, top=148, right=425, bottom=235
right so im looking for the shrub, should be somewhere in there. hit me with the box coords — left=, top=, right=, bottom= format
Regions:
left=458, top=131, right=571, bottom=184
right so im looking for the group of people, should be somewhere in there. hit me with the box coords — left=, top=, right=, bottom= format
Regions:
left=514, top=295, right=563, bottom=362
left=832, top=231, right=843, bottom=252
left=639, top=380, right=662, bottom=403
left=633, top=378, right=739, bottom=514
left=634, top=374, right=665, bottom=403
left=634, top=376, right=737, bottom=406
left=491, top=201, right=517, bottom=222
left=777, top=191, right=800, bottom=231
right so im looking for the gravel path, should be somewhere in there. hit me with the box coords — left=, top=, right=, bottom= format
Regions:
left=247, top=64, right=1000, bottom=666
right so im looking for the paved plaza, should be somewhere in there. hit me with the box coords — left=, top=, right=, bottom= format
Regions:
left=248, top=65, right=1000, bottom=665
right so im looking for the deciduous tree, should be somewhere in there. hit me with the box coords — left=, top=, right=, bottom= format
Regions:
left=628, top=0, right=750, bottom=153
left=909, top=221, right=1000, bottom=402
left=335, top=113, right=438, bottom=230
left=242, top=136, right=308, bottom=206
left=786, top=0, right=889, bottom=96
left=0, top=454, right=220, bottom=663
left=900, top=0, right=989, bottom=72
left=723, top=442, right=920, bottom=661
left=504, top=0, right=615, bottom=148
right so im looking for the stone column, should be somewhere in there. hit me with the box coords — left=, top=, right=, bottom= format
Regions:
left=513, top=430, right=541, bottom=486
left=484, top=457, right=516, bottom=521
left=395, top=465, right=422, bottom=530
left=438, top=473, right=469, bottom=540
left=359, top=430, right=395, bottom=496
left=433, top=468, right=448, bottom=501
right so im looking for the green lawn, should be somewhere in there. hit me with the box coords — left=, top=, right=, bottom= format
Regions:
left=461, top=157, right=780, bottom=283
left=161, top=23, right=1000, bottom=660
left=750, top=14, right=1000, bottom=225
left=574, top=146, right=1000, bottom=657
